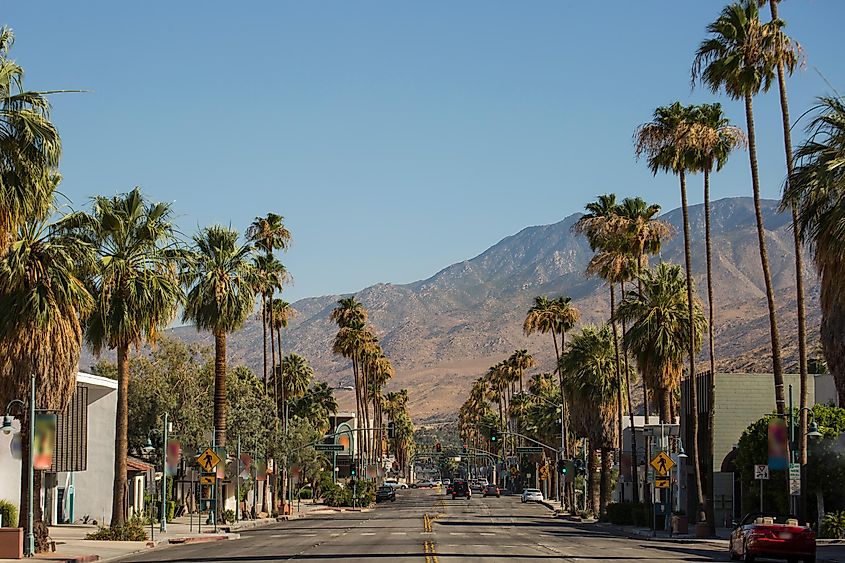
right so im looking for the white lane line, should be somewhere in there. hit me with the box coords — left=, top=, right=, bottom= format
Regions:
left=390, top=532, right=407, bottom=535
left=330, top=532, right=341, bottom=537
left=361, top=532, right=376, bottom=536
left=480, top=532, right=495, bottom=536
left=301, top=533, right=317, bottom=537
left=448, top=532, right=467, bottom=536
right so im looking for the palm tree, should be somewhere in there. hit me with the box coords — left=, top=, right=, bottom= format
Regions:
left=247, top=214, right=291, bottom=391
left=183, top=225, right=256, bottom=449
left=251, top=254, right=287, bottom=389
left=279, top=353, right=314, bottom=411
left=560, top=325, right=620, bottom=515
left=0, top=210, right=94, bottom=525
left=617, top=263, right=707, bottom=422
left=693, top=0, right=796, bottom=415
left=61, top=188, right=182, bottom=526
left=271, top=298, right=295, bottom=412
left=523, top=296, right=579, bottom=459
left=758, top=0, right=811, bottom=473
left=508, top=349, right=535, bottom=395
left=635, top=101, right=712, bottom=517
left=783, top=96, right=845, bottom=407
left=0, top=27, right=62, bottom=252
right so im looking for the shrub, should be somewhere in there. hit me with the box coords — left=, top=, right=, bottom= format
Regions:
left=823, top=511, right=845, bottom=539
left=0, top=500, right=18, bottom=528
left=222, top=509, right=235, bottom=524
left=298, top=487, right=312, bottom=500
left=85, top=517, right=148, bottom=541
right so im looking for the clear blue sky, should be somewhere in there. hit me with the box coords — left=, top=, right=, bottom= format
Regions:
left=5, top=2, right=842, bottom=301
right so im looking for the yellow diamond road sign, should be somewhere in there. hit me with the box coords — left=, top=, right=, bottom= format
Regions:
left=650, top=451, right=675, bottom=476
left=197, top=448, right=221, bottom=472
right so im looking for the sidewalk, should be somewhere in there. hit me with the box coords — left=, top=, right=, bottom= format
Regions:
left=0, top=510, right=291, bottom=563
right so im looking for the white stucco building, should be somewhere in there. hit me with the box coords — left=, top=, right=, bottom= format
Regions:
left=0, top=372, right=131, bottom=525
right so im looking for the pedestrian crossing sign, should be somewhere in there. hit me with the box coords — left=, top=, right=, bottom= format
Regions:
left=197, top=448, right=221, bottom=472
left=650, top=451, right=675, bottom=476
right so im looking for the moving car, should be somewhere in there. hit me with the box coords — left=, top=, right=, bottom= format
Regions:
left=452, top=481, right=472, bottom=500
left=383, top=479, right=408, bottom=490
left=442, top=479, right=451, bottom=486
left=483, top=484, right=501, bottom=498
left=446, top=483, right=454, bottom=495
left=376, top=486, right=396, bottom=503
left=729, top=513, right=815, bottom=562
left=521, top=488, right=544, bottom=503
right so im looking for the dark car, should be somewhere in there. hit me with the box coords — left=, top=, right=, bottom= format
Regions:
left=452, top=481, right=471, bottom=500
left=482, top=484, right=500, bottom=498
left=376, top=486, right=396, bottom=503
left=729, top=513, right=815, bottom=563
left=446, top=483, right=454, bottom=495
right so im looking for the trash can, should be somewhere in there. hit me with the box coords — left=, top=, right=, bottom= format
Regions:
left=671, top=514, right=688, bottom=534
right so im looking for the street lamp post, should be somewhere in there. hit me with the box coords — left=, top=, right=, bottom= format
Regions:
left=514, top=391, right=564, bottom=504
left=160, top=412, right=169, bottom=533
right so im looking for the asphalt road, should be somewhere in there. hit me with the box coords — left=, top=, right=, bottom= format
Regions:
left=120, top=488, right=729, bottom=562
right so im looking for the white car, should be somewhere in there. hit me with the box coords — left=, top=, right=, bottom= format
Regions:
left=521, top=488, right=544, bottom=503
left=383, top=480, right=408, bottom=490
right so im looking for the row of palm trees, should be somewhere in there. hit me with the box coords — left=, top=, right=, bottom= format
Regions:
left=330, top=297, right=414, bottom=472
left=0, top=38, right=300, bottom=529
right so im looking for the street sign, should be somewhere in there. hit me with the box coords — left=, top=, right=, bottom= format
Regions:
left=650, top=451, right=675, bottom=476
left=315, top=444, right=345, bottom=452
left=789, top=463, right=801, bottom=480
left=199, top=474, right=215, bottom=485
left=654, top=476, right=670, bottom=489
left=754, top=465, right=770, bottom=480
left=197, top=448, right=221, bottom=472
left=790, top=478, right=801, bottom=496
left=516, top=447, right=543, bottom=454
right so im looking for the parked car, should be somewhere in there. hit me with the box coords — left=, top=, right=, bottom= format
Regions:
left=470, top=480, right=484, bottom=492
left=521, top=488, right=544, bottom=503
left=383, top=479, right=408, bottom=490
left=452, top=481, right=471, bottom=500
left=376, top=486, right=396, bottom=503
left=729, top=513, right=815, bottom=563
left=442, top=479, right=451, bottom=486
left=483, top=484, right=501, bottom=498
left=446, top=483, right=454, bottom=495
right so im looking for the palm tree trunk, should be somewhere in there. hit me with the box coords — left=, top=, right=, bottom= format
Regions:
left=214, top=331, right=228, bottom=447
left=703, top=166, right=719, bottom=532
left=352, top=356, right=363, bottom=473
left=609, top=285, right=624, bottom=500
left=767, top=0, right=810, bottom=502
left=261, top=294, right=268, bottom=389
left=745, top=92, right=787, bottom=414
left=679, top=169, right=706, bottom=527
left=600, top=447, right=612, bottom=516
left=636, top=256, right=651, bottom=425
left=588, top=448, right=599, bottom=514
left=111, top=343, right=130, bottom=526
left=620, top=282, right=640, bottom=504
left=268, top=297, right=276, bottom=400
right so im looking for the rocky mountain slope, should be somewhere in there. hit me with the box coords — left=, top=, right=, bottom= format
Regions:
left=92, top=197, right=820, bottom=423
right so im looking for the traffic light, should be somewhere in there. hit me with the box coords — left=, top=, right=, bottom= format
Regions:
left=573, top=458, right=585, bottom=476
left=435, top=442, right=442, bottom=453
left=462, top=443, right=468, bottom=454
left=350, top=467, right=357, bottom=477
left=387, top=422, right=395, bottom=439
left=557, top=459, right=567, bottom=475
left=490, top=429, right=498, bottom=443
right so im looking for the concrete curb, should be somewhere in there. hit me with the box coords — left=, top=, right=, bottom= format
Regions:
left=34, top=556, right=100, bottom=563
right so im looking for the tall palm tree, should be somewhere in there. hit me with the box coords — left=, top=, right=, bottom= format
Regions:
left=693, top=0, right=796, bottom=415
left=560, top=325, right=620, bottom=515
left=687, top=102, right=746, bottom=531
left=0, top=27, right=62, bottom=252
left=508, top=349, right=535, bottom=395
left=759, top=0, right=811, bottom=472
left=784, top=96, right=845, bottom=407
left=523, top=296, right=579, bottom=459
left=635, top=101, right=711, bottom=518
left=0, top=210, right=94, bottom=525
left=61, top=188, right=182, bottom=526
left=183, top=225, right=256, bottom=449
left=247, top=214, right=291, bottom=391
left=250, top=254, right=287, bottom=388
left=271, top=298, right=295, bottom=413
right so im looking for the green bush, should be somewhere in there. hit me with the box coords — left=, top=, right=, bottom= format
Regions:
left=85, top=517, right=148, bottom=541
left=222, top=509, right=235, bottom=524
left=0, top=499, right=18, bottom=528
left=823, top=511, right=845, bottom=539
left=298, top=487, right=312, bottom=500
left=602, top=502, right=652, bottom=527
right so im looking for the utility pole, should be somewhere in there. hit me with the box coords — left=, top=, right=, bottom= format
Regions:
left=160, top=412, right=169, bottom=532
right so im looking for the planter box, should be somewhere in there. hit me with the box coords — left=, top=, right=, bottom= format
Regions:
left=0, top=528, right=23, bottom=559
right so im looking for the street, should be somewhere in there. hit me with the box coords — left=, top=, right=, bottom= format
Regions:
left=121, top=489, right=727, bottom=562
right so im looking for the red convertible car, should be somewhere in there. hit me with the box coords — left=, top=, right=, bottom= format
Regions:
left=729, top=513, right=816, bottom=563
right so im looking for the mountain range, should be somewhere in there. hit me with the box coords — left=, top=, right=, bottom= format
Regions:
left=85, top=197, right=820, bottom=423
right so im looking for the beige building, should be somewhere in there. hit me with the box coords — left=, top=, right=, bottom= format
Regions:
left=680, top=372, right=838, bottom=526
